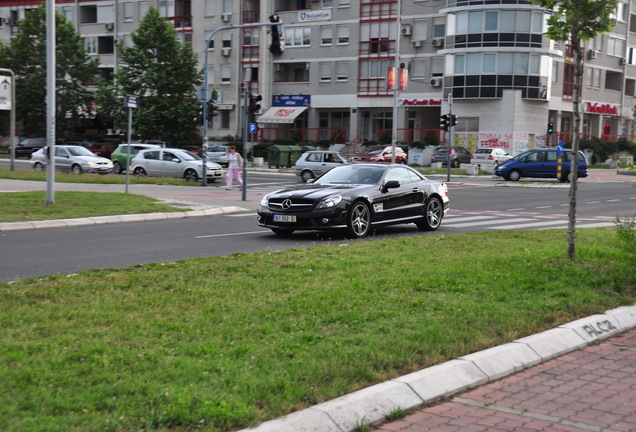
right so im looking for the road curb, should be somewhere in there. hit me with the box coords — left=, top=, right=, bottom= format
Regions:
left=0, top=206, right=248, bottom=232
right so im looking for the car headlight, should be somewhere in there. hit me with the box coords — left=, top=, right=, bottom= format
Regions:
left=87, top=161, right=97, bottom=167
left=260, top=196, right=269, bottom=206
left=317, top=194, right=342, bottom=209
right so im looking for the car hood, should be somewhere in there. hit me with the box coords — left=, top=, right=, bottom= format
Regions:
left=267, top=183, right=365, bottom=199
left=75, top=155, right=112, bottom=164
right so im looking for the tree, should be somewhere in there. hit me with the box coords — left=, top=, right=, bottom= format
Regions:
left=530, top=0, right=617, bottom=260
left=98, top=7, right=202, bottom=145
left=0, top=4, right=99, bottom=137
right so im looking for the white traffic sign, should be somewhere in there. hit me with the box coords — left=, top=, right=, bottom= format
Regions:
left=0, top=76, right=12, bottom=111
left=125, top=95, right=139, bottom=109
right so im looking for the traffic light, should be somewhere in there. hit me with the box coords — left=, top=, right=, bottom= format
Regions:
left=440, top=114, right=449, bottom=132
left=248, top=94, right=262, bottom=114
left=207, top=102, right=219, bottom=120
left=547, top=121, right=554, bottom=134
left=450, top=114, right=457, bottom=127
left=269, top=14, right=285, bottom=56
left=195, top=104, right=204, bottom=123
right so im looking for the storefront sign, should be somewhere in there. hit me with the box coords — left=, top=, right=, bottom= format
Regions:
left=584, top=102, right=618, bottom=115
left=299, top=10, right=331, bottom=22
left=272, top=94, right=311, bottom=107
left=400, top=99, right=442, bottom=106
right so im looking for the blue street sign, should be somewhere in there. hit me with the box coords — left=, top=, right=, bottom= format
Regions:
left=249, top=123, right=257, bottom=134
left=125, top=95, right=139, bottom=109
left=557, top=141, right=564, bottom=156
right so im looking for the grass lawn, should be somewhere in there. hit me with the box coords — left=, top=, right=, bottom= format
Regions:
left=1, top=228, right=635, bottom=432
left=0, top=191, right=187, bottom=222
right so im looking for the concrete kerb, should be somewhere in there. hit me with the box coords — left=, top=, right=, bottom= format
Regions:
left=239, top=304, right=636, bottom=432
left=0, top=205, right=250, bottom=232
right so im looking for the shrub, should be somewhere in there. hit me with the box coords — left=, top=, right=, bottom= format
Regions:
left=615, top=214, right=636, bottom=253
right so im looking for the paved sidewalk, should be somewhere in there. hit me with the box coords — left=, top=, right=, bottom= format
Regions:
left=241, top=307, right=636, bottom=432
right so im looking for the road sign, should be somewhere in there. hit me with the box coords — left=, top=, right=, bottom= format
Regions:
left=249, top=123, right=257, bottom=134
left=0, top=76, right=12, bottom=111
left=557, top=141, right=564, bottom=156
left=125, top=95, right=139, bottom=109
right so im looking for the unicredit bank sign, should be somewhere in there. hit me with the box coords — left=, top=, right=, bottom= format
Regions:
left=584, top=101, right=619, bottom=115
left=400, top=99, right=442, bottom=106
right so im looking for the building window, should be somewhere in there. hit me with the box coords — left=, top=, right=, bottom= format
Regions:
left=285, top=27, right=311, bottom=47
left=359, top=59, right=394, bottom=94
left=221, top=64, right=231, bottom=84
left=139, top=2, right=149, bottom=20
left=320, top=62, right=331, bottom=81
left=337, top=24, right=350, bottom=44
left=413, top=19, right=428, bottom=41
left=222, top=0, right=232, bottom=14
left=563, top=62, right=574, bottom=100
left=339, top=0, right=351, bottom=7
left=607, top=36, right=625, bottom=57
left=321, top=26, right=333, bottom=45
left=124, top=2, right=134, bottom=22
left=433, top=18, right=445, bottom=38
left=323, top=0, right=333, bottom=7
left=336, top=61, right=348, bottom=81
left=361, top=21, right=396, bottom=55
left=84, top=37, right=98, bottom=55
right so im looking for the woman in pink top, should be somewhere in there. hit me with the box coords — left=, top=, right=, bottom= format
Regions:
left=225, top=145, right=243, bottom=190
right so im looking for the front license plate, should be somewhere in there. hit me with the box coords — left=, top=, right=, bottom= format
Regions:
left=273, top=214, right=296, bottom=223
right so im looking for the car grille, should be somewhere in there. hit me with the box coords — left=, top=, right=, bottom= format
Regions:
left=268, top=198, right=314, bottom=212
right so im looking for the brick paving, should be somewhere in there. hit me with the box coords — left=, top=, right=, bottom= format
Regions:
left=376, top=329, right=636, bottom=432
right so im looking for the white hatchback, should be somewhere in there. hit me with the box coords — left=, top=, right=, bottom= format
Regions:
left=294, top=150, right=347, bottom=182
left=471, top=148, right=512, bottom=166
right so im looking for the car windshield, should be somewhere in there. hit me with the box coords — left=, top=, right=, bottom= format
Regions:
left=434, top=147, right=448, bottom=153
left=475, top=149, right=491, bottom=154
left=179, top=151, right=201, bottom=161
left=209, top=146, right=228, bottom=152
left=66, top=146, right=95, bottom=157
left=509, top=150, right=532, bottom=161
left=315, top=165, right=385, bottom=185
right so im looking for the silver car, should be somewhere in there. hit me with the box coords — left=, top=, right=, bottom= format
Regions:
left=470, top=148, right=512, bottom=166
left=130, top=148, right=223, bottom=182
left=206, top=145, right=230, bottom=167
left=294, top=150, right=347, bottom=182
left=30, top=145, right=114, bottom=174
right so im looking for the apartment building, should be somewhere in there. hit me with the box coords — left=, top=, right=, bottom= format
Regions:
left=0, top=0, right=634, bottom=155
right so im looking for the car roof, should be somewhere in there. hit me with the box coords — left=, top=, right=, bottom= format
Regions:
left=118, top=143, right=161, bottom=148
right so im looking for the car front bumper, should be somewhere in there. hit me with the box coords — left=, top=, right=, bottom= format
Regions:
left=257, top=204, right=349, bottom=231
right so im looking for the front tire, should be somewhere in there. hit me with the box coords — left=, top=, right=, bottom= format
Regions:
left=71, top=164, right=82, bottom=175
left=416, top=197, right=444, bottom=231
left=184, top=169, right=199, bottom=182
left=346, top=201, right=371, bottom=239
left=452, top=158, right=460, bottom=168
left=507, top=169, right=521, bottom=181
left=33, top=162, right=44, bottom=171
left=301, top=170, right=314, bottom=182
left=133, top=167, right=147, bottom=177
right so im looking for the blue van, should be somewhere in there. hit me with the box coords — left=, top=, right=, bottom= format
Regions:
left=494, top=149, right=588, bottom=182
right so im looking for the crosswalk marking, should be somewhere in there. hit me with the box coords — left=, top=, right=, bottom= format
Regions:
left=443, top=211, right=616, bottom=231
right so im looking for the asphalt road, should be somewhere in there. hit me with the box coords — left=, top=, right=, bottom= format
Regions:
left=0, top=170, right=634, bottom=282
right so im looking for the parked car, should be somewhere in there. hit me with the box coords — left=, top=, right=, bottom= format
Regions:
left=470, top=148, right=512, bottom=166
left=350, top=145, right=408, bottom=164
left=30, top=145, right=113, bottom=175
left=180, top=145, right=202, bottom=157
left=494, top=148, right=589, bottom=182
left=88, top=142, right=118, bottom=158
left=15, top=137, right=46, bottom=158
left=206, top=145, right=230, bottom=167
left=431, top=146, right=472, bottom=167
left=294, top=150, right=347, bottom=182
left=129, top=148, right=223, bottom=182
left=110, top=143, right=162, bottom=173
left=257, top=163, right=449, bottom=238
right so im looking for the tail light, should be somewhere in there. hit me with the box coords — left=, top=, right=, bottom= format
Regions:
left=470, top=154, right=474, bottom=159
left=488, top=155, right=493, bottom=160
left=450, top=149, right=455, bottom=156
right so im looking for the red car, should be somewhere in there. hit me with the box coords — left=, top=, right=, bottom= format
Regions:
left=350, top=145, right=408, bottom=164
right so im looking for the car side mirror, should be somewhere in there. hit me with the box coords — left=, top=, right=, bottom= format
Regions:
left=172, top=158, right=180, bottom=163
left=381, top=180, right=400, bottom=192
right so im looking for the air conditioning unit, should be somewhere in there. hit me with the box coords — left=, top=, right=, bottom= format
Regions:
left=432, top=37, right=444, bottom=48
left=221, top=13, right=231, bottom=22
left=274, top=63, right=282, bottom=72
left=221, top=47, right=231, bottom=56
left=401, top=24, right=412, bottom=36
left=620, top=57, right=627, bottom=65
left=587, top=49, right=597, bottom=60
left=611, top=17, right=617, bottom=25
left=104, top=22, right=114, bottom=30
left=411, top=40, right=423, bottom=48
left=3, top=17, right=11, bottom=25
left=430, top=77, right=443, bottom=87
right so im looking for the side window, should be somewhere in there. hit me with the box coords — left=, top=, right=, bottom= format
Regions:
left=306, top=153, right=321, bottom=162
left=385, top=167, right=413, bottom=184
left=163, top=152, right=177, bottom=161
left=55, top=148, right=67, bottom=157
left=144, top=151, right=159, bottom=160
left=546, top=151, right=557, bottom=162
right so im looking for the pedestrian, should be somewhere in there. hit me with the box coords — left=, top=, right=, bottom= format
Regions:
left=225, top=145, right=243, bottom=190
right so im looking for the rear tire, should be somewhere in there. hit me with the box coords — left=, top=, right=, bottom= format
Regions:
left=301, top=170, right=314, bottom=182
left=113, top=161, right=123, bottom=174
left=133, top=167, right=147, bottom=177
left=71, top=164, right=82, bottom=175
left=416, top=197, right=444, bottom=231
left=33, top=162, right=44, bottom=171
left=184, top=169, right=199, bottom=182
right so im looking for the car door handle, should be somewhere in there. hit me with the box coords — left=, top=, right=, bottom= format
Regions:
left=411, top=187, right=420, bottom=192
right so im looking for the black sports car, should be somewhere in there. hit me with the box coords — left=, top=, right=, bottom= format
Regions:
left=257, top=163, right=450, bottom=238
